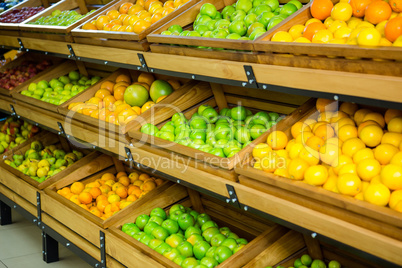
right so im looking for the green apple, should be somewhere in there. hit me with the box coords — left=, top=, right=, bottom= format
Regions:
left=151, top=226, right=169, bottom=241
left=257, top=11, right=275, bottom=27
left=168, top=24, right=183, bottom=34
left=244, top=13, right=257, bottom=28
left=141, top=123, right=159, bottom=135
left=249, top=27, right=266, bottom=40
left=162, top=219, right=179, bottom=235
left=202, top=227, right=220, bottom=243
left=264, top=0, right=280, bottom=11
left=230, top=9, right=246, bottom=22
left=163, top=248, right=181, bottom=261
left=214, top=246, right=233, bottom=263
left=267, top=15, right=285, bottom=30
left=178, top=213, right=195, bottom=230
left=200, top=3, right=217, bottom=18
left=193, top=241, right=211, bottom=260
left=166, top=233, right=185, bottom=248
left=221, top=238, right=238, bottom=251
left=149, top=239, right=164, bottom=250
left=221, top=5, right=236, bottom=20
left=139, top=233, right=154, bottom=246
left=229, top=20, right=247, bottom=36
left=155, top=242, right=172, bottom=255
left=177, top=241, right=194, bottom=257
left=236, top=0, right=253, bottom=13
left=187, top=233, right=204, bottom=246
left=200, top=256, right=218, bottom=268
left=144, top=221, right=160, bottom=235
left=169, top=204, right=186, bottom=215
left=210, top=233, right=227, bottom=247
left=205, top=246, right=217, bottom=258
left=279, top=3, right=298, bottom=17
left=181, top=257, right=199, bottom=268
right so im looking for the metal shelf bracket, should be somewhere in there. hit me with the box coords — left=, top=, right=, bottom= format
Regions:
left=137, top=53, right=149, bottom=72
left=226, top=184, right=240, bottom=208
left=243, top=65, right=258, bottom=88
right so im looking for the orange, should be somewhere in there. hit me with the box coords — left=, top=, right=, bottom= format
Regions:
left=127, top=194, right=138, bottom=202
left=108, top=194, right=121, bottom=203
left=329, top=111, right=349, bottom=123
left=299, top=147, right=320, bottom=165
left=333, top=154, right=353, bottom=175
left=115, top=187, right=128, bottom=199
left=70, top=195, right=81, bottom=205
left=101, top=173, right=116, bottom=181
left=139, top=173, right=150, bottom=181
left=335, top=117, right=356, bottom=130
left=316, top=98, right=337, bottom=113
left=267, top=131, right=288, bottom=150
left=145, top=0, right=158, bottom=9
left=303, top=22, right=327, bottom=41
left=388, top=117, right=402, bottom=133
left=155, top=178, right=164, bottom=186
left=137, top=72, right=155, bottom=86
left=71, top=182, right=85, bottom=194
left=381, top=132, right=402, bottom=148
left=133, top=19, right=151, bottom=34
left=97, top=199, right=110, bottom=212
left=389, top=0, right=402, bottom=12
left=114, top=103, right=131, bottom=115
left=295, top=131, right=314, bottom=144
left=82, top=22, right=97, bottom=30
left=311, top=0, right=334, bottom=20
left=337, top=173, right=362, bottom=196
left=128, top=4, right=144, bottom=15
left=304, top=165, right=329, bottom=185
left=349, top=0, right=373, bottom=17
left=354, top=109, right=372, bottom=125
left=381, top=164, right=402, bottom=190
left=106, top=9, right=120, bottom=20
left=96, top=15, right=110, bottom=30
left=365, top=0, right=392, bottom=24
left=384, top=109, right=402, bottom=124
left=359, top=124, right=383, bottom=147
left=314, top=124, right=335, bottom=140
left=364, top=182, right=390, bottom=206
left=116, top=171, right=128, bottom=179
left=357, top=120, right=380, bottom=136
left=357, top=158, right=381, bottom=181
left=89, top=187, right=102, bottom=199
left=89, top=207, right=102, bottom=217
left=326, top=137, right=343, bottom=148
left=384, top=17, right=402, bottom=42
left=100, top=81, right=115, bottom=93
left=151, top=12, right=163, bottom=23
left=119, top=2, right=134, bottom=14
left=319, top=143, right=339, bottom=165
left=118, top=176, right=130, bottom=187
left=96, top=194, right=108, bottom=203
left=312, top=121, right=328, bottom=133
left=389, top=190, right=402, bottom=209
left=260, top=153, right=279, bottom=173
left=110, top=18, right=123, bottom=26
left=78, top=192, right=93, bottom=205
left=362, top=112, right=385, bottom=128
left=339, top=102, right=358, bottom=116
left=291, top=121, right=312, bottom=138
left=342, top=137, right=366, bottom=157
left=115, top=74, right=131, bottom=84
left=374, top=143, right=399, bottom=165
left=103, top=95, right=116, bottom=109
left=141, top=101, right=155, bottom=113
left=58, top=187, right=71, bottom=197
left=391, top=151, right=402, bottom=166
left=353, top=147, right=374, bottom=164
left=317, top=112, right=335, bottom=123
left=286, top=139, right=297, bottom=152
left=141, top=180, right=157, bottom=191
left=338, top=124, right=358, bottom=142
left=288, top=158, right=310, bottom=180
left=113, top=86, right=127, bottom=101
left=306, top=135, right=325, bottom=151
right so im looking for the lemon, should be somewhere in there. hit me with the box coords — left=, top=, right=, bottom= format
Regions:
left=331, top=3, right=353, bottom=21
left=328, top=20, right=347, bottom=32
left=271, top=31, right=293, bottom=42
left=312, top=29, right=334, bottom=43
left=334, top=26, right=352, bottom=39
left=293, top=37, right=311, bottom=43
left=288, top=24, right=305, bottom=40
left=364, top=182, right=390, bottom=206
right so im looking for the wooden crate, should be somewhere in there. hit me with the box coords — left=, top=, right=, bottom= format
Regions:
left=107, top=183, right=302, bottom=267
left=253, top=0, right=402, bottom=69
left=0, top=0, right=51, bottom=34
left=0, top=52, right=63, bottom=97
left=18, top=0, right=111, bottom=42
left=147, top=0, right=308, bottom=57
left=58, top=68, right=197, bottom=136
left=42, top=155, right=174, bottom=247
left=0, top=131, right=101, bottom=205
left=11, top=60, right=108, bottom=113
left=71, top=0, right=197, bottom=51
left=235, top=105, right=402, bottom=248
left=127, top=83, right=313, bottom=170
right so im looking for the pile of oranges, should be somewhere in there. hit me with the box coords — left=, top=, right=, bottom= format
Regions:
left=57, top=170, right=164, bottom=219
left=271, top=0, right=402, bottom=47
left=67, top=72, right=179, bottom=125
left=82, top=0, right=190, bottom=34
left=252, top=98, right=402, bottom=212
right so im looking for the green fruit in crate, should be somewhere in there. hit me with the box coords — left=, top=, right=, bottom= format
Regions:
left=230, top=9, right=247, bottom=21
left=229, top=20, right=247, bottom=36
left=144, top=221, right=160, bottom=235
left=187, top=233, right=204, bottom=246
left=215, top=19, right=231, bottom=30
left=244, top=13, right=258, bottom=27
left=200, top=256, right=218, bottom=268
left=123, top=84, right=149, bottom=107
left=202, top=227, right=220, bottom=242
left=200, top=3, right=217, bottom=18
left=233, top=243, right=245, bottom=254
left=166, top=233, right=185, bottom=248
left=267, top=15, right=285, bottom=30
left=163, top=248, right=181, bottom=261
left=185, top=226, right=202, bottom=239
left=257, top=11, right=275, bottom=27
left=177, top=241, right=194, bottom=257
left=181, top=257, right=199, bottom=268
left=135, top=214, right=150, bottom=230
left=193, top=241, right=211, bottom=260
left=328, top=260, right=341, bottom=268
left=122, top=223, right=139, bottom=234
left=227, top=232, right=239, bottom=240
left=311, top=259, right=326, bottom=268
left=221, top=238, right=237, bottom=251
left=149, top=239, right=164, bottom=250
left=249, top=27, right=266, bottom=39
left=149, top=80, right=173, bottom=103
left=214, top=246, right=233, bottom=263
left=149, top=215, right=164, bottom=225
left=221, top=5, right=236, bottom=20
left=210, top=233, right=226, bottom=247
left=236, top=238, right=248, bottom=245
left=301, top=254, right=313, bottom=266
left=141, top=123, right=159, bottom=135
left=178, top=213, right=195, bottom=230
left=151, top=226, right=169, bottom=241
left=162, top=219, right=180, bottom=235
left=236, top=0, right=253, bottom=13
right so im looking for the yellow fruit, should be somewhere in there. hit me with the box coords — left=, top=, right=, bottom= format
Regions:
left=274, top=168, right=290, bottom=178
left=289, top=142, right=304, bottom=159
left=323, top=175, right=338, bottom=191
left=353, top=148, right=374, bottom=164
left=362, top=112, right=385, bottom=128
left=354, top=109, right=372, bottom=125
left=299, top=147, right=320, bottom=166
left=337, top=173, right=362, bottom=196
left=252, top=143, right=272, bottom=160
left=339, top=102, right=358, bottom=116
left=359, top=124, right=383, bottom=147
left=291, top=121, right=311, bottom=139
left=331, top=2, right=353, bottom=21
left=364, top=182, right=390, bottom=206
left=288, top=24, right=305, bottom=40
left=388, top=117, right=402, bottom=133
left=356, top=28, right=381, bottom=47
left=288, top=158, right=310, bottom=180
left=312, top=29, right=334, bottom=43
left=380, top=164, right=402, bottom=190
left=389, top=190, right=402, bottom=209
left=356, top=158, right=381, bottom=181
left=391, top=151, right=402, bottom=166
left=381, top=132, right=402, bottom=147
left=260, top=153, right=279, bottom=173
left=319, top=143, right=339, bottom=166
left=374, top=143, right=399, bottom=165
left=271, top=31, right=293, bottom=42
left=342, top=138, right=366, bottom=158
left=333, top=154, right=353, bottom=175
left=304, top=165, right=329, bottom=185
left=338, top=163, right=357, bottom=176
left=267, top=131, right=288, bottom=150
left=338, top=124, right=358, bottom=142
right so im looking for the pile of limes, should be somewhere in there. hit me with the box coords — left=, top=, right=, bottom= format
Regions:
left=253, top=98, right=402, bottom=212
left=266, top=254, right=342, bottom=268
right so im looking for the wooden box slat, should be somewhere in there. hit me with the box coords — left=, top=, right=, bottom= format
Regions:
left=71, top=0, right=197, bottom=51
left=128, top=85, right=314, bottom=170
left=11, top=60, right=105, bottom=113
left=0, top=52, right=63, bottom=97
left=253, top=0, right=402, bottom=62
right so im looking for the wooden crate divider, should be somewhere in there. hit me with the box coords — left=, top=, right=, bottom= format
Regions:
left=71, top=0, right=197, bottom=51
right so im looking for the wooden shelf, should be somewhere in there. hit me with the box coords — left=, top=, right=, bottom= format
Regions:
left=0, top=35, right=401, bottom=107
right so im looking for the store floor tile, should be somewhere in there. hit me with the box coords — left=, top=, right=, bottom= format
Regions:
left=0, top=209, right=91, bottom=268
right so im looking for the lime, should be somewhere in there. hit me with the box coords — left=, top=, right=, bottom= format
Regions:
left=231, top=106, right=247, bottom=120
left=311, top=259, right=326, bottom=268
left=279, top=3, right=298, bottom=17
left=328, top=260, right=341, bottom=268
left=294, top=258, right=303, bottom=268
left=301, top=254, right=312, bottom=266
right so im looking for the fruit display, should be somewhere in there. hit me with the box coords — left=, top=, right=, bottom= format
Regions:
left=269, top=0, right=402, bottom=47
left=81, top=0, right=189, bottom=34
left=141, top=105, right=282, bottom=158
left=0, top=0, right=25, bottom=13
left=57, top=170, right=164, bottom=219
left=4, top=140, right=83, bottom=183
left=121, top=204, right=248, bottom=266
left=28, top=9, right=97, bottom=26
left=267, top=253, right=342, bottom=268
left=160, top=0, right=303, bottom=43
left=67, top=72, right=179, bottom=125
left=0, top=59, right=53, bottom=90
left=0, top=6, right=45, bottom=23
left=252, top=98, right=402, bottom=212
left=20, top=70, right=101, bottom=105
left=0, top=117, right=40, bottom=153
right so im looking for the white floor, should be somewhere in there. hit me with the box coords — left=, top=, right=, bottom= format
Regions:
left=0, top=209, right=91, bottom=268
